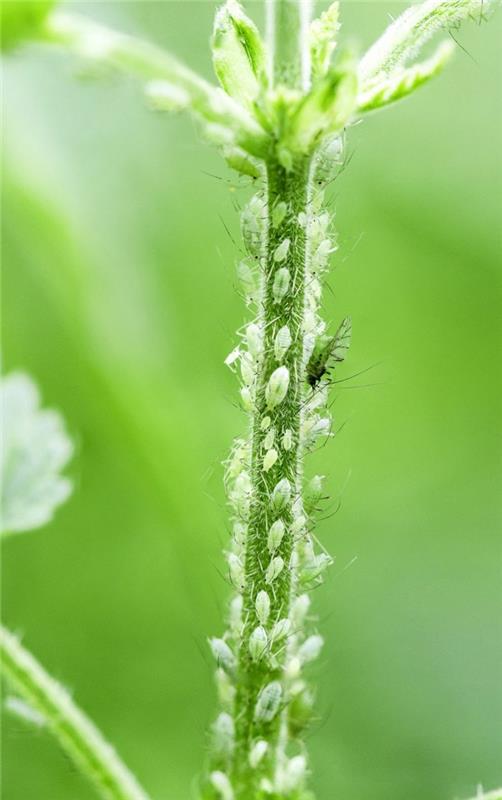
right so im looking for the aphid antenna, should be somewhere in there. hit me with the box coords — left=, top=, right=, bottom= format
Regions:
left=218, top=213, right=240, bottom=249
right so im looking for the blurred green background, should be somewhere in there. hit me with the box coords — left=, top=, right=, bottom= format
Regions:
left=2, top=2, right=501, bottom=799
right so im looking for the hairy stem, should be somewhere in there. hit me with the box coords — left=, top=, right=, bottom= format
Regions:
left=231, top=157, right=313, bottom=796
left=0, top=626, right=152, bottom=800
left=267, top=0, right=313, bottom=90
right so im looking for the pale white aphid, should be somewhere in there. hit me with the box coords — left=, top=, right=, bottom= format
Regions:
left=274, top=325, right=292, bottom=361
left=267, top=519, right=285, bottom=553
left=263, top=448, right=278, bottom=472
left=249, top=626, right=268, bottom=661
left=249, top=739, right=268, bottom=768
left=255, top=590, right=271, bottom=625
left=265, top=367, right=290, bottom=409
left=210, top=770, right=234, bottom=800
left=273, top=238, right=291, bottom=263
left=265, top=556, right=285, bottom=584
left=298, top=634, right=324, bottom=664
left=272, top=267, right=291, bottom=302
left=254, top=681, right=282, bottom=722
left=210, top=639, right=236, bottom=671
left=212, top=712, right=235, bottom=757
left=271, top=478, right=291, bottom=511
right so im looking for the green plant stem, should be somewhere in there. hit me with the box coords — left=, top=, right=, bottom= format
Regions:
left=41, top=10, right=268, bottom=158
left=0, top=625, right=152, bottom=800
left=231, top=156, right=313, bottom=796
left=267, top=0, right=313, bottom=89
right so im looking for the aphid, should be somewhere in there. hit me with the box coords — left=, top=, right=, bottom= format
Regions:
left=249, top=739, right=268, bottom=768
left=254, top=680, right=282, bottom=722
left=306, top=316, right=352, bottom=388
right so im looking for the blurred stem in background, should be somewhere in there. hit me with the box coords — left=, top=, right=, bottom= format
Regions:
left=0, top=624, right=152, bottom=800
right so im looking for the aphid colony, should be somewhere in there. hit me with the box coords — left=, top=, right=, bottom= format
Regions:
left=206, top=134, right=350, bottom=798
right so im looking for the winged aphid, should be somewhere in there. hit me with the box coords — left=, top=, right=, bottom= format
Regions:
left=306, top=316, right=351, bottom=388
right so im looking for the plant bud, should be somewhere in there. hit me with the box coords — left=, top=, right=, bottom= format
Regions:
left=267, top=519, right=285, bottom=553
left=265, top=366, right=289, bottom=409
left=254, top=681, right=282, bottom=722
left=211, top=0, right=265, bottom=109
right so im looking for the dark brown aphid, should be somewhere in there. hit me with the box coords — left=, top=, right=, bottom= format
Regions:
left=306, top=316, right=352, bottom=388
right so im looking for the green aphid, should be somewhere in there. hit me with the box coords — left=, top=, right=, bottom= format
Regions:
left=306, top=316, right=351, bottom=388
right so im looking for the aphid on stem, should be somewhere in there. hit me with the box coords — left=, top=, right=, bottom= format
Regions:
left=306, top=316, right=352, bottom=388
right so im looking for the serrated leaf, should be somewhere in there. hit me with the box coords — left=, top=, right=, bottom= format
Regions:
left=359, top=0, right=496, bottom=83
left=359, top=40, right=455, bottom=112
left=310, top=2, right=340, bottom=80
left=1, top=373, right=73, bottom=536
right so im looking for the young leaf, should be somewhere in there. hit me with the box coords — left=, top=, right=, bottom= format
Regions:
left=309, top=2, right=340, bottom=80
left=289, top=62, right=358, bottom=152
left=212, top=0, right=266, bottom=108
left=359, top=0, right=496, bottom=83
left=359, top=40, right=455, bottom=112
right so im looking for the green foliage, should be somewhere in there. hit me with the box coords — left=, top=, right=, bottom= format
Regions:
left=212, top=0, right=266, bottom=108
left=1, top=0, right=55, bottom=51
left=1, top=1, right=500, bottom=799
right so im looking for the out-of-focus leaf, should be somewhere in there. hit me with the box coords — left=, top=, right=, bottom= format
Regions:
left=1, top=372, right=73, bottom=535
left=1, top=0, right=56, bottom=52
